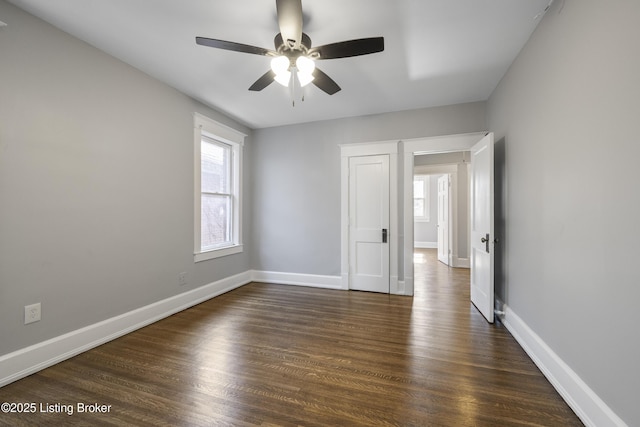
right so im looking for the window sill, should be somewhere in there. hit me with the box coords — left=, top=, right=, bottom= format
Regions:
left=194, top=244, right=243, bottom=262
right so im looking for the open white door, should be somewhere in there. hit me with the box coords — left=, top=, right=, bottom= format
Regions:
left=437, top=174, right=450, bottom=266
left=470, top=133, right=495, bottom=323
left=348, top=155, right=390, bottom=293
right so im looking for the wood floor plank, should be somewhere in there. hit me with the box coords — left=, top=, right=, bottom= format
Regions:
left=0, top=249, right=582, bottom=426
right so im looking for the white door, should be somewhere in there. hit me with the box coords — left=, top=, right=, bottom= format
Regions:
left=470, top=133, right=495, bottom=323
left=437, top=174, right=450, bottom=266
left=348, top=155, right=390, bottom=293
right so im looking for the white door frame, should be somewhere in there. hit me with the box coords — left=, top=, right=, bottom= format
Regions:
left=402, top=132, right=486, bottom=296
left=340, top=141, right=399, bottom=293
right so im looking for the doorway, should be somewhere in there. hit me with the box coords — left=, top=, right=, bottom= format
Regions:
left=401, top=132, right=487, bottom=294
left=412, top=172, right=452, bottom=266
left=403, top=132, right=495, bottom=323
left=413, top=157, right=468, bottom=270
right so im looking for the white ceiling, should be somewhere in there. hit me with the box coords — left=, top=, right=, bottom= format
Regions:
left=8, top=0, right=551, bottom=129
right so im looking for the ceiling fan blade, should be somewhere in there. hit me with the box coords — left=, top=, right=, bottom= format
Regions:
left=276, top=0, right=303, bottom=49
left=310, top=37, right=384, bottom=60
left=196, top=37, right=275, bottom=56
left=312, top=68, right=341, bottom=95
left=249, top=70, right=276, bottom=91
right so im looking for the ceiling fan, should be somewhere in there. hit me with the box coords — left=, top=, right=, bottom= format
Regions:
left=195, top=0, right=384, bottom=96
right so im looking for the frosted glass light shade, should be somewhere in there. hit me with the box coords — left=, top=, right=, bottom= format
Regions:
left=274, top=71, right=291, bottom=87
left=296, top=56, right=315, bottom=74
left=297, top=72, right=314, bottom=87
left=270, top=56, right=291, bottom=87
left=270, top=56, right=289, bottom=74
left=295, top=56, right=315, bottom=87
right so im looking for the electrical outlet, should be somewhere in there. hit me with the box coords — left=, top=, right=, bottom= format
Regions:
left=178, top=272, right=187, bottom=287
left=24, top=303, right=41, bottom=324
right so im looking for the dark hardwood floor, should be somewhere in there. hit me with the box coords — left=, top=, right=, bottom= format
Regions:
left=0, top=249, right=582, bottom=426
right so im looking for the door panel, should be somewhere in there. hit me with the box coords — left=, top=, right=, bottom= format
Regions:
left=349, top=155, right=390, bottom=293
left=470, top=133, right=495, bottom=323
left=437, top=174, right=450, bottom=266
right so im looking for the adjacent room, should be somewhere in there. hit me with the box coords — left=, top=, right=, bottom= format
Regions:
left=1, top=0, right=638, bottom=425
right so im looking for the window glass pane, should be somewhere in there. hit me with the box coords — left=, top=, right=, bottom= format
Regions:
left=414, top=199, right=425, bottom=217
left=201, top=194, right=231, bottom=249
left=201, top=139, right=230, bottom=194
left=413, top=180, right=424, bottom=197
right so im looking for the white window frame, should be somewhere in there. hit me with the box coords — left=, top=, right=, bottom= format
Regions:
left=413, top=175, right=430, bottom=222
left=194, top=113, right=245, bottom=262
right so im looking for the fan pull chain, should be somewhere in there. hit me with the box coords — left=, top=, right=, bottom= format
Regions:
left=290, top=69, right=295, bottom=107
left=288, top=68, right=307, bottom=107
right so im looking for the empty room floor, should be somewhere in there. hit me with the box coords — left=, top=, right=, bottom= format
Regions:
left=0, top=251, right=582, bottom=426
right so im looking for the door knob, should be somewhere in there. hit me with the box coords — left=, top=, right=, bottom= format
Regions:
left=481, top=233, right=490, bottom=253
left=382, top=228, right=388, bottom=243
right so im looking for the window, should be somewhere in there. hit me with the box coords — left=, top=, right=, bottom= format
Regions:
left=194, top=113, right=245, bottom=262
left=413, top=175, right=430, bottom=221
left=200, top=137, right=232, bottom=249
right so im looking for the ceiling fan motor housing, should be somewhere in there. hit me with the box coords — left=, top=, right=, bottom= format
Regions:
left=274, top=33, right=317, bottom=60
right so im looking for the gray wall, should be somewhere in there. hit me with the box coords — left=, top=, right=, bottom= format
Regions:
left=488, top=0, right=640, bottom=424
left=250, top=102, right=486, bottom=275
left=0, top=1, right=251, bottom=355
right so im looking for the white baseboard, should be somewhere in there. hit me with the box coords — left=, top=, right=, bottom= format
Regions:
left=251, top=270, right=344, bottom=290
left=498, top=300, right=627, bottom=427
left=0, top=271, right=252, bottom=388
left=452, top=257, right=470, bottom=268
left=414, top=241, right=437, bottom=249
